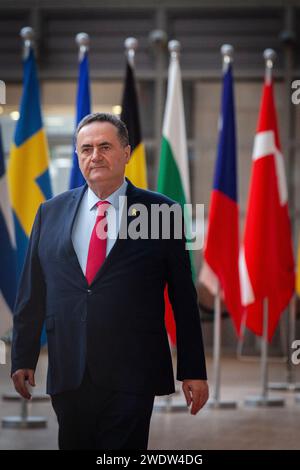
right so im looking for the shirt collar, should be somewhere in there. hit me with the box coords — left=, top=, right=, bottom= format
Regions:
left=87, top=179, right=128, bottom=212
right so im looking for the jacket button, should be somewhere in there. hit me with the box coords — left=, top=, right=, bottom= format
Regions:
left=87, top=289, right=92, bottom=295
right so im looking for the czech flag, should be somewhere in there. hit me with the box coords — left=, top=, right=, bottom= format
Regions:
left=200, top=63, right=243, bottom=336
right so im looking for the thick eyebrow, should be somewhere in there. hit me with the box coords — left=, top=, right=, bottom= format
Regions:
left=80, top=144, right=93, bottom=149
left=80, top=141, right=112, bottom=150
left=98, top=141, right=112, bottom=147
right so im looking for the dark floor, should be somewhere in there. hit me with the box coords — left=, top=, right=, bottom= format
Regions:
left=1, top=347, right=300, bottom=450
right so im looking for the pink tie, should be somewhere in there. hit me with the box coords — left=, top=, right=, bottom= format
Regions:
left=85, top=200, right=110, bottom=285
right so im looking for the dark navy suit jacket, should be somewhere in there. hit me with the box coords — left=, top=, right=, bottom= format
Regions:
left=11, top=179, right=207, bottom=396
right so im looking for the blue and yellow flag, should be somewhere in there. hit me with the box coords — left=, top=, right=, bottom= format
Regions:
left=7, top=48, right=52, bottom=280
left=69, top=47, right=91, bottom=189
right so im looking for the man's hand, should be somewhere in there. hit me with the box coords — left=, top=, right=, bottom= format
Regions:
left=12, top=369, right=35, bottom=400
left=182, top=379, right=209, bottom=415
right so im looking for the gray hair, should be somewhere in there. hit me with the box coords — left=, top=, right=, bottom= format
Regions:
left=75, top=112, right=129, bottom=147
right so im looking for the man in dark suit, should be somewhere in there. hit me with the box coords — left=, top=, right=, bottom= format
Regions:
left=11, top=113, right=208, bottom=450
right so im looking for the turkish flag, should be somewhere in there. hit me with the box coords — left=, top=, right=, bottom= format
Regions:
left=239, top=79, right=295, bottom=340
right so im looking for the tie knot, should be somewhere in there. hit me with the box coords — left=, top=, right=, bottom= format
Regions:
left=96, top=200, right=110, bottom=207
left=96, top=200, right=110, bottom=217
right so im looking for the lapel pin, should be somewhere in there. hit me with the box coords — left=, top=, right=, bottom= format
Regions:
left=131, top=208, right=137, bottom=216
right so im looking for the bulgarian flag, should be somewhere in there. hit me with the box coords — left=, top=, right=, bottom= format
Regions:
left=157, top=42, right=195, bottom=346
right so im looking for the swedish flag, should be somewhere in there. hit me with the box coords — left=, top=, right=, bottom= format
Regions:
left=7, top=48, right=52, bottom=280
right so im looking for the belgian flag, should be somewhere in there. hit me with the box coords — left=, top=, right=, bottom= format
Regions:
left=121, top=59, right=147, bottom=189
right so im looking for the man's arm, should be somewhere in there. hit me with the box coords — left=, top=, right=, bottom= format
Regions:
left=11, top=204, right=46, bottom=399
left=165, top=208, right=208, bottom=414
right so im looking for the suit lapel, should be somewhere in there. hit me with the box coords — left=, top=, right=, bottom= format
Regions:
left=63, top=184, right=88, bottom=283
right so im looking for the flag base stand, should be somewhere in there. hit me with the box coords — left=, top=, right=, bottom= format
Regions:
left=267, top=298, right=300, bottom=393
left=207, top=398, right=237, bottom=409
left=1, top=398, right=47, bottom=429
left=2, top=392, right=49, bottom=401
left=244, top=395, right=285, bottom=407
left=268, top=382, right=300, bottom=392
left=244, top=299, right=285, bottom=409
left=153, top=403, right=187, bottom=413
left=153, top=395, right=188, bottom=413
left=2, top=416, right=47, bottom=429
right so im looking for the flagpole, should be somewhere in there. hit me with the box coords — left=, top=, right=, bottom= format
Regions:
left=2, top=26, right=47, bottom=429
left=208, top=281, right=237, bottom=409
left=213, top=282, right=222, bottom=403
left=244, top=49, right=285, bottom=408
left=207, top=44, right=237, bottom=410
left=269, top=295, right=300, bottom=391
left=261, top=298, right=269, bottom=400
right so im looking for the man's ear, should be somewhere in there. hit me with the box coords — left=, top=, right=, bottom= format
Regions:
left=125, top=145, right=131, bottom=164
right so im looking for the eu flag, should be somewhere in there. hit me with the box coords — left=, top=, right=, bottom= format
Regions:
left=69, top=48, right=91, bottom=189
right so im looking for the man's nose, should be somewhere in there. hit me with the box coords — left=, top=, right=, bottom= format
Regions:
left=91, top=147, right=103, bottom=160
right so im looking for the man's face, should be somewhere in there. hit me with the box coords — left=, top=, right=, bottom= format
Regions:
left=76, top=121, right=131, bottom=185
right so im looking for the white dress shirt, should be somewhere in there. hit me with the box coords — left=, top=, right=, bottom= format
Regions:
left=72, top=179, right=128, bottom=275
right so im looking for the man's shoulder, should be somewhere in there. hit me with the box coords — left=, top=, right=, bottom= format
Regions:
left=41, top=185, right=85, bottom=210
left=133, top=186, right=179, bottom=208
